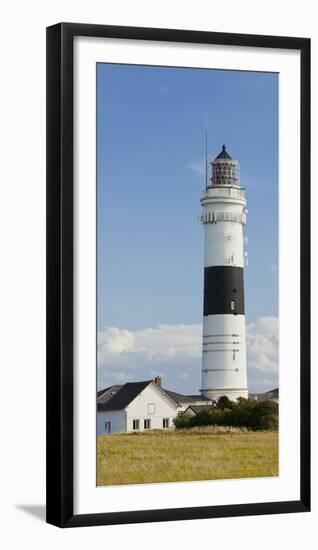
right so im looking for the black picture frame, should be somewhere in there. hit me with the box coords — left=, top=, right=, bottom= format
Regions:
left=46, top=22, right=310, bottom=528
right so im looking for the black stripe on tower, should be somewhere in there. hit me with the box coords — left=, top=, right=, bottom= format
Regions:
left=203, top=266, right=245, bottom=316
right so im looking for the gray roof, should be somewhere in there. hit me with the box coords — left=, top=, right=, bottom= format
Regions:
left=163, top=389, right=210, bottom=405
left=215, top=144, right=232, bottom=160
left=97, top=384, right=122, bottom=400
left=97, top=388, right=109, bottom=398
left=186, top=405, right=213, bottom=414
left=98, top=380, right=152, bottom=411
left=266, top=388, right=279, bottom=398
left=249, top=388, right=279, bottom=401
left=97, top=380, right=212, bottom=411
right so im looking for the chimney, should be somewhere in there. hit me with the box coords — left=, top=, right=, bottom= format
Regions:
left=154, top=376, right=162, bottom=387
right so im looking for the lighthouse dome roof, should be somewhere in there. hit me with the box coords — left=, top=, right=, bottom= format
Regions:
left=214, top=144, right=232, bottom=160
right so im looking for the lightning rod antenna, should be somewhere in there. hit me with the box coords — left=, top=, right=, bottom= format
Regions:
left=205, top=113, right=208, bottom=191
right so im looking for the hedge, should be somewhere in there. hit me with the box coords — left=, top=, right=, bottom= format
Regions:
left=173, top=399, right=278, bottom=431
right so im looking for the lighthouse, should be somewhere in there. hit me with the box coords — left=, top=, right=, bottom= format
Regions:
left=200, top=145, right=248, bottom=402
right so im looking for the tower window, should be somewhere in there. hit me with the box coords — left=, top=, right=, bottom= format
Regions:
left=231, top=300, right=235, bottom=311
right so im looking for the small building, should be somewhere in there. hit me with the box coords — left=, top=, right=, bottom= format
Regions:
left=163, top=389, right=212, bottom=413
left=248, top=388, right=279, bottom=404
left=183, top=404, right=215, bottom=416
left=97, top=377, right=212, bottom=435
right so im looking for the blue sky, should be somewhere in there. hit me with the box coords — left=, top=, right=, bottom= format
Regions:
left=97, top=64, right=278, bottom=393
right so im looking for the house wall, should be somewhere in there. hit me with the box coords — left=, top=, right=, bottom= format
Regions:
left=126, top=383, right=178, bottom=432
left=97, top=410, right=126, bottom=435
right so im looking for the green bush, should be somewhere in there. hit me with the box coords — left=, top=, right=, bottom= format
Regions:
left=173, top=400, right=278, bottom=431
left=217, top=395, right=235, bottom=410
left=229, top=399, right=254, bottom=427
left=247, top=400, right=279, bottom=430
left=173, top=414, right=192, bottom=429
left=191, top=408, right=233, bottom=427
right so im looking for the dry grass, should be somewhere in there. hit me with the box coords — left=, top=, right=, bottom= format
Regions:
left=97, top=428, right=278, bottom=486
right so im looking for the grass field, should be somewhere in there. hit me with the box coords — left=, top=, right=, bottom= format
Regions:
left=97, top=427, right=278, bottom=486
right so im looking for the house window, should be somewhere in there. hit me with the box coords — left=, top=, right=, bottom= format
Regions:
left=133, top=419, right=139, bottom=430
left=144, top=419, right=151, bottom=429
left=163, top=418, right=169, bottom=429
left=105, top=421, right=111, bottom=434
left=148, top=403, right=156, bottom=415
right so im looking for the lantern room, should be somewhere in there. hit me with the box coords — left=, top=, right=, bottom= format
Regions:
left=210, top=144, right=240, bottom=187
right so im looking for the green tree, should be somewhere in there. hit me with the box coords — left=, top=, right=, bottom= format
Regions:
left=217, top=395, right=235, bottom=410
left=173, top=414, right=192, bottom=429
left=236, top=397, right=248, bottom=405
left=247, top=400, right=279, bottom=430
left=173, top=399, right=278, bottom=431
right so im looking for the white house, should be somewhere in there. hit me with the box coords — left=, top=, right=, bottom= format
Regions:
left=97, top=377, right=212, bottom=435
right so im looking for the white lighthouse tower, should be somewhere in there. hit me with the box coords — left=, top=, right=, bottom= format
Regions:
left=200, top=145, right=248, bottom=402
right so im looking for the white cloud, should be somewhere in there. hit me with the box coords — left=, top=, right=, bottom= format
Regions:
left=98, top=327, right=136, bottom=354
left=246, top=316, right=278, bottom=392
left=98, top=324, right=202, bottom=364
left=187, top=161, right=205, bottom=177
left=98, top=324, right=202, bottom=392
left=109, top=371, right=135, bottom=383
left=98, top=317, right=278, bottom=393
